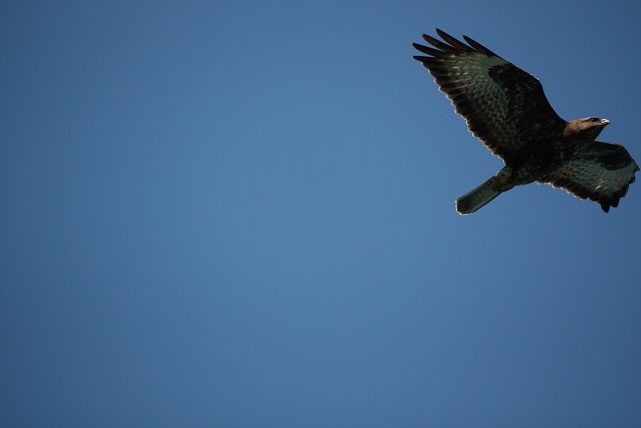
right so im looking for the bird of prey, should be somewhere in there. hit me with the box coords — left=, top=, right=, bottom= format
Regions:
left=412, top=29, right=638, bottom=214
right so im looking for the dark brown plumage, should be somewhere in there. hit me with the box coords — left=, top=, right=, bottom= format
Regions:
left=413, top=29, right=639, bottom=214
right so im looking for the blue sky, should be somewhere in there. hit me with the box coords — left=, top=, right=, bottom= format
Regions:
left=2, top=1, right=640, bottom=426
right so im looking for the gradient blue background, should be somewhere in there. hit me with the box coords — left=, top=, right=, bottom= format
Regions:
left=2, top=1, right=640, bottom=426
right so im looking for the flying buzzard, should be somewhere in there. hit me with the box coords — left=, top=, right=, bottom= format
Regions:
left=413, top=29, right=639, bottom=214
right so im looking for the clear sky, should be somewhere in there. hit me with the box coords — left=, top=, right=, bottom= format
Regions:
left=2, top=1, right=640, bottom=426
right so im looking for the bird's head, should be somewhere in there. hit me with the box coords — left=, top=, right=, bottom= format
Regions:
left=566, top=117, right=609, bottom=140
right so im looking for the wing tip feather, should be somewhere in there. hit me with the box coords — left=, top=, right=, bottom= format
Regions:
left=413, top=29, right=497, bottom=60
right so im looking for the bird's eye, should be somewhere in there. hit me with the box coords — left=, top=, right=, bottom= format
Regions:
left=590, top=118, right=600, bottom=122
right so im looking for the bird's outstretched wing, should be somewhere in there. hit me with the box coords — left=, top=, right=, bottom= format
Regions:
left=413, top=29, right=566, bottom=160
left=541, top=141, right=639, bottom=212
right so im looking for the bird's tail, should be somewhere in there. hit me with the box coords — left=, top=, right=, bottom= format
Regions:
left=456, top=169, right=511, bottom=215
